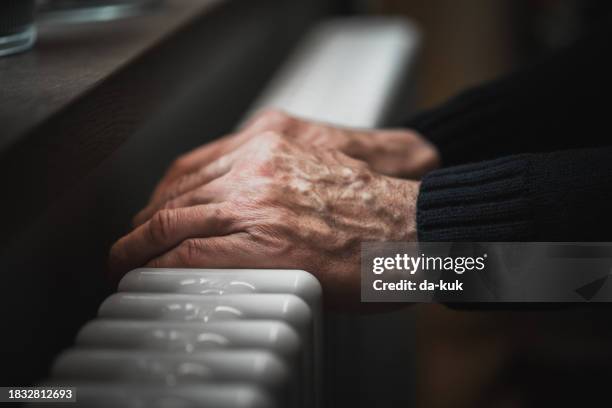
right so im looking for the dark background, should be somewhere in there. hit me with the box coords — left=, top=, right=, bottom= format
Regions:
left=372, top=1, right=612, bottom=407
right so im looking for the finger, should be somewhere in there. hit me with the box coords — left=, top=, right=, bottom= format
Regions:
left=161, top=137, right=230, bottom=181
left=156, top=147, right=219, bottom=192
left=152, top=144, right=224, bottom=200
left=146, top=155, right=234, bottom=220
left=152, top=111, right=294, bottom=200
left=109, top=204, right=238, bottom=282
left=134, top=176, right=226, bottom=227
left=152, top=131, right=254, bottom=201
left=162, top=117, right=275, bottom=185
left=146, top=233, right=275, bottom=269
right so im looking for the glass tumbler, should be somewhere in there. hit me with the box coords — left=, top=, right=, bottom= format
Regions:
left=0, top=0, right=37, bottom=57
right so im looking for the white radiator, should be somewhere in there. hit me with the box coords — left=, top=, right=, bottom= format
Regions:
left=31, top=16, right=420, bottom=408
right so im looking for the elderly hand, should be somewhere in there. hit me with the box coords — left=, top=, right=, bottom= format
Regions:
left=148, top=110, right=438, bottom=208
left=110, top=131, right=420, bottom=305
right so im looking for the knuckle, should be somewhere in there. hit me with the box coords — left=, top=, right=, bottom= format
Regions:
left=168, top=173, right=194, bottom=199
left=260, top=109, right=292, bottom=125
left=259, top=129, right=284, bottom=141
left=161, top=198, right=177, bottom=211
left=177, top=239, right=203, bottom=265
left=149, top=209, right=175, bottom=244
left=211, top=205, right=233, bottom=226
left=162, top=192, right=191, bottom=211
left=174, top=173, right=190, bottom=191
left=248, top=109, right=296, bottom=134
left=258, top=131, right=288, bottom=151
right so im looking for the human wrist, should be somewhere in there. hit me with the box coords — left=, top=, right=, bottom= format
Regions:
left=381, top=176, right=420, bottom=242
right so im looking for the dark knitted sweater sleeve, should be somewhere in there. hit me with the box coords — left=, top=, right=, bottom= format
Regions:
left=417, top=147, right=612, bottom=242
left=405, top=25, right=612, bottom=167
left=407, top=23, right=612, bottom=242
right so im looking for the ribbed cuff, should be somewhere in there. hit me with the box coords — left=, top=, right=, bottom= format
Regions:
left=417, top=155, right=534, bottom=242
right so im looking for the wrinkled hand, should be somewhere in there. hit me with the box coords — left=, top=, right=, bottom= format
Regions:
left=110, top=131, right=420, bottom=306
left=149, top=110, right=438, bottom=207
